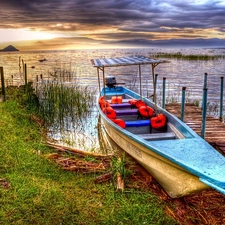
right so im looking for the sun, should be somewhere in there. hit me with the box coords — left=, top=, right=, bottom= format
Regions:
left=0, top=28, right=61, bottom=42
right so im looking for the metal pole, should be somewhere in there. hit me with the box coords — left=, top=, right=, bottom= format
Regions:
left=162, top=77, right=166, bottom=109
left=154, top=74, right=158, bottom=103
left=102, top=67, right=106, bottom=98
left=203, top=73, right=208, bottom=89
left=220, top=77, right=224, bottom=121
left=152, top=64, right=155, bottom=100
left=181, top=87, right=186, bottom=122
left=138, top=64, right=142, bottom=100
left=201, top=88, right=208, bottom=139
left=0, top=67, right=6, bottom=101
left=201, top=73, right=208, bottom=109
left=97, top=68, right=101, bottom=92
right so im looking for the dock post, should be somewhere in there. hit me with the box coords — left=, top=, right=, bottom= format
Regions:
left=162, top=77, right=166, bottom=109
left=201, top=88, right=208, bottom=139
left=181, top=87, right=186, bottom=121
left=220, top=77, right=224, bottom=121
left=0, top=67, right=6, bottom=101
left=153, top=74, right=158, bottom=103
left=203, top=73, right=208, bottom=89
left=202, top=73, right=208, bottom=110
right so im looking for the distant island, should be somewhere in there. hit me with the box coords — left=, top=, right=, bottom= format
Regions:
left=0, top=45, right=19, bottom=52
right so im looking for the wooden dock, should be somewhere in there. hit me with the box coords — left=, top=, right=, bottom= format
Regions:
left=166, top=103, right=225, bottom=155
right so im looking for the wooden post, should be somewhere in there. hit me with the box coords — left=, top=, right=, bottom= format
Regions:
left=24, top=63, right=28, bottom=89
left=0, top=67, right=6, bottom=101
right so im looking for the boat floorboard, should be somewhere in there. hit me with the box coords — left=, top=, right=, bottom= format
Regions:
left=166, top=103, right=225, bottom=155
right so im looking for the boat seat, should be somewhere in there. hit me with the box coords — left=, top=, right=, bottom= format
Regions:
left=116, top=109, right=138, bottom=116
left=125, top=120, right=150, bottom=127
left=137, top=132, right=176, bottom=141
left=110, top=103, right=132, bottom=108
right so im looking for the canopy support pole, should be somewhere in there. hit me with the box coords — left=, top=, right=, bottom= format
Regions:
left=97, top=67, right=101, bottom=92
left=138, top=64, right=142, bottom=100
left=102, top=67, right=106, bottom=98
left=152, top=63, right=159, bottom=113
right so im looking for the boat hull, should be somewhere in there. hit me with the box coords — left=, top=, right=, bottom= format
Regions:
left=101, top=117, right=209, bottom=198
left=92, top=56, right=225, bottom=197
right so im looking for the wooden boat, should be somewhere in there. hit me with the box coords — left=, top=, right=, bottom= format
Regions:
left=91, top=56, right=225, bottom=198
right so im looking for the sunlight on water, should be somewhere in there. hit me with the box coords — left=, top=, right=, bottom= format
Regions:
left=1, top=47, right=225, bottom=151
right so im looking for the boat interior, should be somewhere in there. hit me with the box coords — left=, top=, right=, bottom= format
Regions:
left=102, top=93, right=183, bottom=141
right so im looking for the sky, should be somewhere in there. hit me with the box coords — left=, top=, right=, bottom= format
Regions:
left=0, top=0, right=225, bottom=50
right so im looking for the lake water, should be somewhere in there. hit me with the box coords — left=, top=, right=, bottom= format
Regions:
left=1, top=47, right=225, bottom=151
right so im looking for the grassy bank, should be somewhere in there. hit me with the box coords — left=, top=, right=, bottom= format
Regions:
left=0, top=99, right=178, bottom=224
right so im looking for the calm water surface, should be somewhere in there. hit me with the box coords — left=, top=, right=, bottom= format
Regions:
left=1, top=48, right=225, bottom=150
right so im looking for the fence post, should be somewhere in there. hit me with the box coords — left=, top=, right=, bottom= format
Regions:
left=181, top=87, right=186, bottom=122
left=0, top=67, right=6, bottom=101
left=24, top=63, right=28, bottom=92
left=220, top=77, right=224, bottom=121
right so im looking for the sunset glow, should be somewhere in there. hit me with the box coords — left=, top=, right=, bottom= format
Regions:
left=0, top=29, right=63, bottom=42
left=0, top=0, right=225, bottom=50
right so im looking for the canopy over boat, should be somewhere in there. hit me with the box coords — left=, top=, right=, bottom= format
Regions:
left=91, top=56, right=168, bottom=68
left=91, top=55, right=169, bottom=105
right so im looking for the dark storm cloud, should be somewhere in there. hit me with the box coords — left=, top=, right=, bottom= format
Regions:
left=0, top=0, right=154, bottom=29
left=1, top=0, right=224, bottom=30
left=0, top=0, right=225, bottom=47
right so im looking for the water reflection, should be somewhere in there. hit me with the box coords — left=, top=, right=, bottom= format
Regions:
left=48, top=110, right=100, bottom=151
left=1, top=48, right=225, bottom=151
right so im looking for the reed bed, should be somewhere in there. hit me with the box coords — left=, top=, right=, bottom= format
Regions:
left=37, top=81, right=96, bottom=131
left=150, top=52, right=224, bottom=60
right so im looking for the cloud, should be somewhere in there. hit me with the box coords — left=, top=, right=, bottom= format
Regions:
left=0, top=0, right=225, bottom=49
left=104, top=37, right=225, bottom=48
left=1, top=0, right=224, bottom=30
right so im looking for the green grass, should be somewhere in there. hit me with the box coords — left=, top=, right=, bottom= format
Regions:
left=0, top=99, right=178, bottom=225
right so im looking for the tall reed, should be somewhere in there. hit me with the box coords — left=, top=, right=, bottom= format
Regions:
left=38, top=81, right=96, bottom=131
